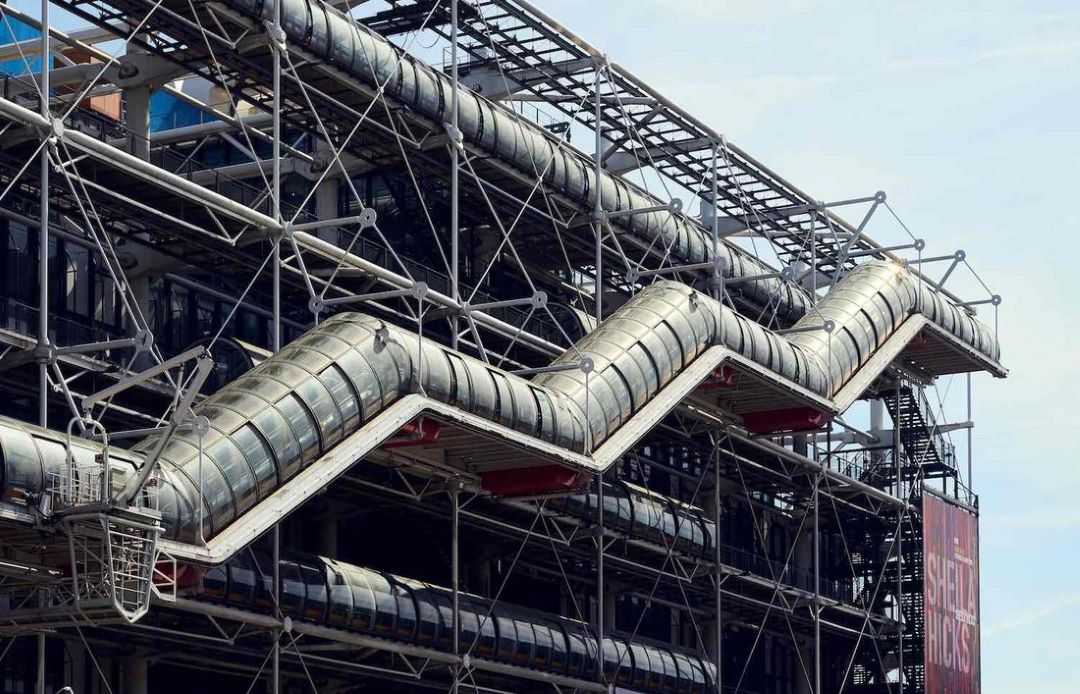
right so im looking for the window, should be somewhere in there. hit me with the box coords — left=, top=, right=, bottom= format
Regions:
left=205, top=435, right=258, bottom=516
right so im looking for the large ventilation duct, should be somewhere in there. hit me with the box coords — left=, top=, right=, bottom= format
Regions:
left=187, top=551, right=716, bottom=692
left=0, top=261, right=1000, bottom=550
left=230, top=0, right=812, bottom=322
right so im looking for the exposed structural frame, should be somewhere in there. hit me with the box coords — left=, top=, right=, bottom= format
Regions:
left=0, top=0, right=1003, bottom=692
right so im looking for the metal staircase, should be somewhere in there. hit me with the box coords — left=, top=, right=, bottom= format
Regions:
left=857, top=384, right=958, bottom=498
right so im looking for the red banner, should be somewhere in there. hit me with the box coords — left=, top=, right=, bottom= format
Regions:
left=923, top=491, right=981, bottom=694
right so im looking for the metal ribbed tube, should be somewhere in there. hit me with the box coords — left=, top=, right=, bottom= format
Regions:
left=0, top=264, right=999, bottom=545
left=192, top=551, right=715, bottom=691
left=232, top=0, right=812, bottom=322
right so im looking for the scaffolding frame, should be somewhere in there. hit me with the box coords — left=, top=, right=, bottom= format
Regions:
left=0, top=1, right=1002, bottom=692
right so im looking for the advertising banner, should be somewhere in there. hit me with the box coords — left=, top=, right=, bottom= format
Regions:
left=923, top=491, right=980, bottom=694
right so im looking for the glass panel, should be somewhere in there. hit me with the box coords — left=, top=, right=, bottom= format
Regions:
left=531, top=622, right=554, bottom=671
left=251, top=406, right=301, bottom=481
left=300, top=560, right=328, bottom=621
left=325, top=561, right=353, bottom=627
left=410, top=582, right=440, bottom=647
left=431, top=592, right=453, bottom=650
left=205, top=436, right=258, bottom=516
left=389, top=578, right=417, bottom=642
left=512, top=618, right=535, bottom=666
left=345, top=567, right=376, bottom=632
left=252, top=554, right=275, bottom=611
left=493, top=608, right=517, bottom=662
left=603, top=638, right=628, bottom=680
left=230, top=374, right=290, bottom=403
left=564, top=623, right=591, bottom=677
left=673, top=653, right=696, bottom=694
left=473, top=602, right=497, bottom=657
left=548, top=622, right=569, bottom=674
left=227, top=554, right=258, bottom=606
left=367, top=571, right=397, bottom=636
left=629, top=643, right=650, bottom=689
left=659, top=649, right=679, bottom=693
left=175, top=443, right=236, bottom=534
left=230, top=424, right=278, bottom=499
left=641, top=647, right=663, bottom=692
left=213, top=390, right=268, bottom=419
left=295, top=373, right=343, bottom=451
left=335, top=349, right=384, bottom=419
left=457, top=600, right=480, bottom=655
left=279, top=560, right=306, bottom=618
left=275, top=394, right=320, bottom=464
left=319, top=364, right=361, bottom=432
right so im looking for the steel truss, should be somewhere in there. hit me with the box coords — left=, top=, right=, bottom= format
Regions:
left=0, top=0, right=1001, bottom=692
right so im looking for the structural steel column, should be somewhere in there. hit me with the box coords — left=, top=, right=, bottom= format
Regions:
left=37, top=0, right=51, bottom=689
left=271, top=0, right=284, bottom=690
left=449, top=0, right=460, bottom=350
left=593, top=61, right=603, bottom=326
left=813, top=472, right=821, bottom=694
left=451, top=481, right=461, bottom=694
left=595, top=471, right=605, bottom=682
left=895, top=378, right=904, bottom=693
left=966, top=372, right=973, bottom=491
left=713, top=446, right=723, bottom=693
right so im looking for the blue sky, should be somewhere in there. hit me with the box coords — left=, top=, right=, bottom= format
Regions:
left=5, top=0, right=1074, bottom=689
left=534, top=1, right=1073, bottom=690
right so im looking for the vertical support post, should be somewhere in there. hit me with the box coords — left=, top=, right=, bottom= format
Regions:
left=813, top=473, right=821, bottom=694
left=593, top=60, right=603, bottom=326
left=966, top=372, right=973, bottom=493
left=270, top=0, right=283, bottom=691
left=595, top=471, right=605, bottom=682
left=810, top=208, right=818, bottom=300
left=37, top=0, right=50, bottom=430
left=449, top=0, right=460, bottom=350
left=451, top=480, right=460, bottom=693
left=710, top=143, right=720, bottom=301
left=895, top=379, right=904, bottom=693
left=37, top=1, right=51, bottom=690
left=713, top=445, right=723, bottom=693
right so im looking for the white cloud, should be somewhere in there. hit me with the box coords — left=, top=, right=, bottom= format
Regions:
left=985, top=591, right=1080, bottom=637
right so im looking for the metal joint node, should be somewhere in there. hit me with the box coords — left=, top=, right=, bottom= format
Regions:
left=874, top=190, right=887, bottom=202
left=309, top=297, right=327, bottom=315
left=133, top=330, right=154, bottom=354
left=914, top=238, right=926, bottom=252
left=955, top=250, right=966, bottom=261
left=263, top=21, right=287, bottom=47
left=280, top=221, right=294, bottom=240
left=187, top=415, right=211, bottom=437
left=443, top=123, right=464, bottom=150
left=579, top=357, right=595, bottom=374
left=359, top=207, right=377, bottom=229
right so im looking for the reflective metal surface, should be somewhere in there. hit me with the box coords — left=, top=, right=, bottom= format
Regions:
left=230, top=0, right=812, bottom=322
left=194, top=551, right=714, bottom=691
left=0, top=264, right=1000, bottom=545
